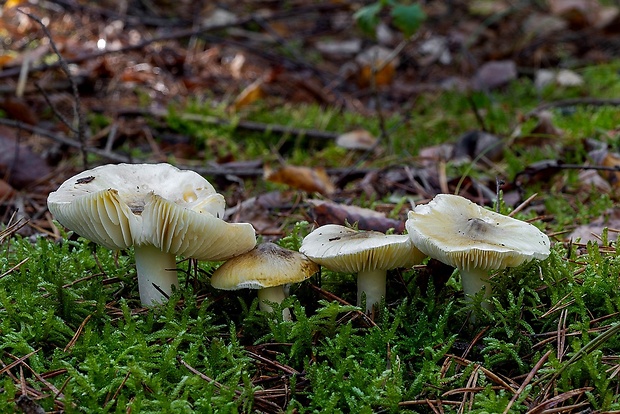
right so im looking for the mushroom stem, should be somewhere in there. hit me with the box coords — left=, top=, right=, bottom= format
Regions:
left=357, top=269, right=387, bottom=313
left=459, top=267, right=492, bottom=310
left=257, top=286, right=291, bottom=321
left=134, top=244, right=179, bottom=306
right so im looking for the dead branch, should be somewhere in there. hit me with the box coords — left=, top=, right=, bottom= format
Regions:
left=18, top=9, right=88, bottom=168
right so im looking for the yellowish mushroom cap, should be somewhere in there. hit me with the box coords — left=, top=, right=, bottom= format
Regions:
left=210, top=242, right=319, bottom=290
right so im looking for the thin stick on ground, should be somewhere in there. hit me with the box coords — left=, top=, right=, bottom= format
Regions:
left=18, top=9, right=88, bottom=168
left=501, top=350, right=552, bottom=414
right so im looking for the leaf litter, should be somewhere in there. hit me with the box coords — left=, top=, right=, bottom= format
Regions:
left=0, top=0, right=620, bottom=412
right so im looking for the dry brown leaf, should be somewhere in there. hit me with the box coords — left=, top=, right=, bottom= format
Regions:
left=578, top=169, right=612, bottom=194
left=548, top=0, right=601, bottom=28
left=356, top=46, right=399, bottom=87
left=472, top=60, right=517, bottom=90
left=2, top=0, right=25, bottom=9
left=0, top=54, right=16, bottom=69
left=0, top=179, right=15, bottom=199
left=596, top=6, right=620, bottom=31
left=599, top=151, right=620, bottom=188
left=336, top=129, right=377, bottom=151
left=232, top=78, right=265, bottom=111
left=264, top=165, right=335, bottom=195
left=568, top=208, right=620, bottom=245
left=453, top=130, right=504, bottom=162
left=515, top=111, right=563, bottom=147
left=0, top=96, right=38, bottom=125
left=0, top=126, right=51, bottom=189
left=307, top=199, right=405, bottom=233
left=224, top=191, right=291, bottom=235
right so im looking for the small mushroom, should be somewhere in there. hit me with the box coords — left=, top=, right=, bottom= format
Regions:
left=210, top=242, right=318, bottom=320
left=300, top=224, right=425, bottom=313
left=406, top=194, right=550, bottom=310
left=47, top=163, right=256, bottom=306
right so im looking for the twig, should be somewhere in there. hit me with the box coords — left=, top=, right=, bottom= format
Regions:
left=508, top=193, right=538, bottom=217
left=34, top=82, right=76, bottom=133
left=535, top=323, right=620, bottom=400
left=0, top=349, right=39, bottom=376
left=307, top=284, right=377, bottom=328
left=502, top=350, right=551, bottom=414
left=0, top=257, right=29, bottom=280
left=246, top=351, right=300, bottom=376
left=18, top=9, right=87, bottom=168
left=527, top=98, right=620, bottom=117
left=103, top=370, right=130, bottom=408
left=445, top=354, right=518, bottom=394
left=63, top=314, right=93, bottom=352
left=178, top=357, right=282, bottom=412
left=527, top=388, right=593, bottom=414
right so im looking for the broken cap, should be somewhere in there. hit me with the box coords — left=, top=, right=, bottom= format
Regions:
left=47, top=163, right=256, bottom=305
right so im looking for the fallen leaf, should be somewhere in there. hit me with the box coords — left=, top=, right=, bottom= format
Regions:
left=0, top=96, right=38, bottom=125
left=472, top=60, right=517, bottom=90
left=336, top=129, right=377, bottom=151
left=232, top=78, right=265, bottom=110
left=596, top=6, right=620, bottom=31
left=418, top=36, right=451, bottom=66
left=522, top=13, right=568, bottom=37
left=531, top=111, right=563, bottom=137
left=0, top=126, right=51, bottom=189
left=315, top=39, right=362, bottom=57
left=418, top=144, right=454, bottom=167
left=556, top=69, right=584, bottom=87
left=224, top=191, right=292, bottom=235
left=0, top=179, right=15, bottom=199
left=202, top=8, right=238, bottom=28
left=453, top=130, right=504, bottom=163
left=356, top=45, right=399, bottom=87
left=0, top=54, right=16, bottom=69
left=548, top=0, right=601, bottom=28
left=515, top=111, right=563, bottom=147
left=578, top=169, right=612, bottom=194
left=595, top=149, right=620, bottom=189
left=2, top=0, right=25, bottom=9
left=307, top=199, right=405, bottom=233
left=568, top=208, right=620, bottom=245
left=265, top=165, right=336, bottom=195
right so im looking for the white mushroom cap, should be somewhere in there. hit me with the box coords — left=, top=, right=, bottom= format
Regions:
left=47, top=163, right=257, bottom=305
left=210, top=242, right=319, bottom=319
left=406, top=194, right=550, bottom=315
left=300, top=224, right=425, bottom=312
left=405, top=194, right=550, bottom=272
left=300, top=224, right=424, bottom=272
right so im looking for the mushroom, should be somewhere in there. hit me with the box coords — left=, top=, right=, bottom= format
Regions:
left=210, top=242, right=319, bottom=320
left=47, top=163, right=256, bottom=306
left=300, top=224, right=425, bottom=313
left=405, top=194, right=550, bottom=310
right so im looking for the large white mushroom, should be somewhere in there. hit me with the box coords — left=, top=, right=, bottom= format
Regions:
left=300, top=224, right=425, bottom=313
left=210, top=242, right=319, bottom=320
left=47, top=163, right=256, bottom=306
left=406, top=194, right=550, bottom=310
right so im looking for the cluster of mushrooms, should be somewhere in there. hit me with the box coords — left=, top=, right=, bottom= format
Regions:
left=47, top=163, right=551, bottom=320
